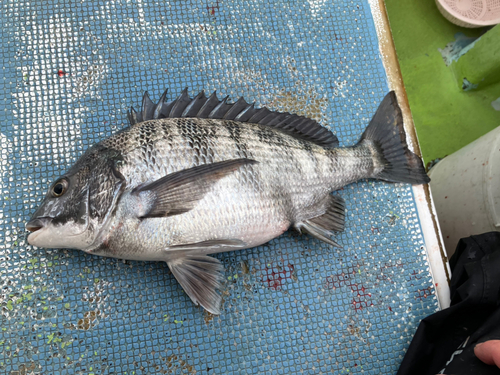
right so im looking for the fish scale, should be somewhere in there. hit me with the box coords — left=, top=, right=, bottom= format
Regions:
left=26, top=89, right=430, bottom=314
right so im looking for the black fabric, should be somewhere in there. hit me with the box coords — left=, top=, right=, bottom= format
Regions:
left=397, top=232, right=500, bottom=375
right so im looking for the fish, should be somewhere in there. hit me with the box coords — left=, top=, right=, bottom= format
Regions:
left=26, top=88, right=430, bottom=314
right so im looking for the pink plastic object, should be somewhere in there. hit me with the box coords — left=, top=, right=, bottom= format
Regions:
left=436, top=0, right=500, bottom=27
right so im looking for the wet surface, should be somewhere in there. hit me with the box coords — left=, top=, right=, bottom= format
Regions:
left=0, top=0, right=437, bottom=373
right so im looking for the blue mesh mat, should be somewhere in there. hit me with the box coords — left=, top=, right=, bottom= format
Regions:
left=0, top=1, right=438, bottom=373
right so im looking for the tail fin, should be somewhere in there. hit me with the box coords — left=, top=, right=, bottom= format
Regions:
left=361, top=91, right=430, bottom=185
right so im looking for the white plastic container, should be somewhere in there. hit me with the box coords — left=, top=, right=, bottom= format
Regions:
left=436, top=0, right=500, bottom=28
left=429, top=126, right=500, bottom=257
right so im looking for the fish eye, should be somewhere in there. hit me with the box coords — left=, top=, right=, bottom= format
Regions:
left=51, top=179, right=68, bottom=197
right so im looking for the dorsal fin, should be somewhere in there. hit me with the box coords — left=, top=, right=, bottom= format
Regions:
left=128, top=88, right=339, bottom=149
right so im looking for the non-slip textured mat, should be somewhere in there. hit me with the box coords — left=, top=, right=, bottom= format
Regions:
left=0, top=1, right=438, bottom=373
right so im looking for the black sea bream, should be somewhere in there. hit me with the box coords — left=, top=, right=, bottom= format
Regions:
left=26, top=89, right=430, bottom=314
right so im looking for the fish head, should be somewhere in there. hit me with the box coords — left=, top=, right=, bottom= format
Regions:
left=26, top=145, right=124, bottom=251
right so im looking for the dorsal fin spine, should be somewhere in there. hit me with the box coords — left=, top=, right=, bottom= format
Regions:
left=182, top=90, right=206, bottom=117
left=141, top=91, right=155, bottom=121
left=208, top=96, right=230, bottom=119
left=249, top=108, right=271, bottom=123
left=234, top=103, right=256, bottom=122
left=153, top=89, right=168, bottom=119
left=169, top=88, right=190, bottom=117
left=196, top=91, right=219, bottom=118
left=223, top=97, right=249, bottom=120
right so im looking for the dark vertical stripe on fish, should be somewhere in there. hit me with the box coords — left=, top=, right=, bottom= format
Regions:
left=138, top=122, right=158, bottom=167
left=249, top=125, right=305, bottom=186
left=223, top=121, right=249, bottom=159
left=160, top=119, right=171, bottom=140
left=299, top=139, right=320, bottom=177
left=178, top=118, right=216, bottom=165
left=253, top=124, right=288, bottom=149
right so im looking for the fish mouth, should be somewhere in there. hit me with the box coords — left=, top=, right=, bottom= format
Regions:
left=26, top=217, right=52, bottom=232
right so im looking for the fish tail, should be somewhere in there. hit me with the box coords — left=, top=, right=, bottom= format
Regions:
left=359, top=91, right=430, bottom=185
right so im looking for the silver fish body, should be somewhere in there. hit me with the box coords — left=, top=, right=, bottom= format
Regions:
left=95, top=118, right=371, bottom=259
left=26, top=89, right=429, bottom=314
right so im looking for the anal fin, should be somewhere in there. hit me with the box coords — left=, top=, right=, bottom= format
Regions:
left=167, top=255, right=225, bottom=315
left=308, top=194, right=345, bottom=233
left=295, top=195, right=345, bottom=247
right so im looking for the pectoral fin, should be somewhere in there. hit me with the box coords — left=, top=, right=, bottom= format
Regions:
left=133, top=158, right=257, bottom=218
left=167, top=255, right=225, bottom=315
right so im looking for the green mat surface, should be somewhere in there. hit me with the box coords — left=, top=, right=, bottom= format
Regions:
left=385, top=0, right=500, bottom=167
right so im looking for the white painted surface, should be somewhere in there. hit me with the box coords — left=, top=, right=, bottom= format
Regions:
left=368, top=0, right=451, bottom=309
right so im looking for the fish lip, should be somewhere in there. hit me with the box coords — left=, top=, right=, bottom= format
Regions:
left=26, top=217, right=52, bottom=232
